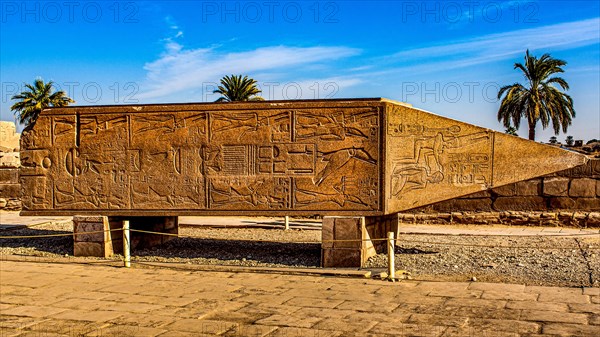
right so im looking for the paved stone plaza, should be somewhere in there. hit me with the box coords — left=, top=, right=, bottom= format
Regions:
left=1, top=259, right=598, bottom=336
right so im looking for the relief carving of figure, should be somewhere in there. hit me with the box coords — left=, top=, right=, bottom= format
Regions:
left=391, top=127, right=490, bottom=198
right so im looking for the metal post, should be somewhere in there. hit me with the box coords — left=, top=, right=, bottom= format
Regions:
left=123, top=220, right=130, bottom=268
left=387, top=231, right=395, bottom=281
left=284, top=216, right=290, bottom=230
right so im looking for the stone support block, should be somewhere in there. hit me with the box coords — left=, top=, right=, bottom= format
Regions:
left=73, top=216, right=179, bottom=257
left=108, top=216, right=179, bottom=253
left=365, top=214, right=399, bottom=253
left=321, top=216, right=397, bottom=268
left=73, top=215, right=113, bottom=258
left=321, top=217, right=366, bottom=268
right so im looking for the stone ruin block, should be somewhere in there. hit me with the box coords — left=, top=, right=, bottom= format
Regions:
left=19, top=98, right=589, bottom=267
left=0, top=121, right=20, bottom=153
left=543, top=177, right=570, bottom=197
left=549, top=197, right=576, bottom=210
left=569, top=178, right=597, bottom=198
left=515, top=180, right=542, bottom=196
left=493, top=196, right=547, bottom=211
left=0, top=183, right=20, bottom=198
left=20, top=98, right=587, bottom=217
left=0, top=168, right=18, bottom=183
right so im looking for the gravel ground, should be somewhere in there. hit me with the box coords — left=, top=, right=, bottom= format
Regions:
left=0, top=220, right=74, bottom=257
left=366, top=234, right=599, bottom=288
left=1, top=221, right=598, bottom=287
left=134, top=227, right=322, bottom=268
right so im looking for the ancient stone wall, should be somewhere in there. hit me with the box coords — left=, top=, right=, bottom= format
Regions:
left=0, top=121, right=20, bottom=152
left=407, top=159, right=600, bottom=227
left=0, top=122, right=21, bottom=210
left=0, top=167, right=21, bottom=210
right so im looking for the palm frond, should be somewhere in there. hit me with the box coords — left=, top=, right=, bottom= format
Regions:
left=213, top=74, right=263, bottom=102
left=497, top=51, right=574, bottom=140
left=10, top=78, right=75, bottom=127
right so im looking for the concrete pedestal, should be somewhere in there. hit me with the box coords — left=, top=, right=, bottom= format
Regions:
left=72, top=216, right=179, bottom=257
left=321, top=214, right=398, bottom=268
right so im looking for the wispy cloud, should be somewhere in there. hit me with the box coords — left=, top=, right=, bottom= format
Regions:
left=139, top=17, right=598, bottom=101
left=139, top=45, right=360, bottom=100
left=138, top=20, right=361, bottom=101
left=382, top=17, right=600, bottom=74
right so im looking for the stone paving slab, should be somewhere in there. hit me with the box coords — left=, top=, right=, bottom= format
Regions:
left=1, top=260, right=599, bottom=337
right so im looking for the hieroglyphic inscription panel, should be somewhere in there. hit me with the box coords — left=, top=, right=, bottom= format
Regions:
left=21, top=99, right=587, bottom=216
left=20, top=103, right=382, bottom=215
left=385, top=104, right=494, bottom=213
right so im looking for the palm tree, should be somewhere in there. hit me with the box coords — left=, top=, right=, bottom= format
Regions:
left=11, top=78, right=74, bottom=127
left=505, top=126, right=518, bottom=136
left=213, top=75, right=263, bottom=102
left=497, top=50, right=575, bottom=141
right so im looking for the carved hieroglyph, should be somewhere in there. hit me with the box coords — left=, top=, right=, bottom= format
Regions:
left=384, top=104, right=586, bottom=213
left=20, top=99, right=587, bottom=216
left=20, top=101, right=381, bottom=215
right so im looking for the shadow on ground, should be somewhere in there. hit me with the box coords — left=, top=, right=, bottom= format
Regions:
left=134, top=237, right=322, bottom=267
left=238, top=219, right=322, bottom=230
left=0, top=228, right=73, bottom=255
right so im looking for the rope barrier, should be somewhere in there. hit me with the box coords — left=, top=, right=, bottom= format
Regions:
left=0, top=228, right=123, bottom=239
left=1, top=226, right=597, bottom=250
left=129, top=228, right=598, bottom=250
left=129, top=228, right=318, bottom=244
left=0, top=221, right=56, bottom=232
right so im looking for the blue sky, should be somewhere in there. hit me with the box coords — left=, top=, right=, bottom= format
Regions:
left=1, top=0, right=599, bottom=141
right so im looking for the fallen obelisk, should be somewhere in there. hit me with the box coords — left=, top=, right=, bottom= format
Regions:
left=19, top=98, right=587, bottom=266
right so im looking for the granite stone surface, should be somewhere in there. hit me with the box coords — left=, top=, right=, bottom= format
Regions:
left=19, top=98, right=586, bottom=216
